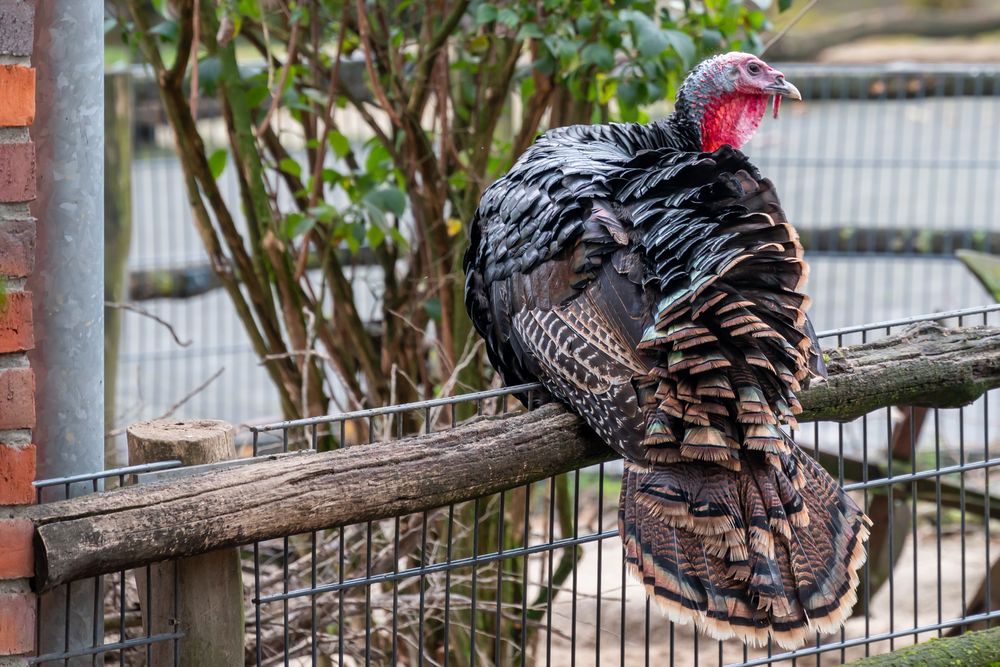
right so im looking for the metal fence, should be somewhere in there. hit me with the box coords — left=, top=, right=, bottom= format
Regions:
left=32, top=302, right=1000, bottom=665
left=115, top=62, right=1000, bottom=436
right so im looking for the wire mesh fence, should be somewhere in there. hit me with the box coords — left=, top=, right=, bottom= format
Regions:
left=32, top=303, right=1000, bottom=665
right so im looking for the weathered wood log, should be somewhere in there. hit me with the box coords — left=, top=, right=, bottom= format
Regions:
left=28, top=323, right=1000, bottom=591
left=800, top=322, right=1000, bottom=422
left=846, top=625, right=1000, bottom=666
left=127, top=420, right=245, bottom=667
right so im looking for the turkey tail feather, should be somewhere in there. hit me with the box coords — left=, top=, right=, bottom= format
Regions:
left=620, top=450, right=870, bottom=648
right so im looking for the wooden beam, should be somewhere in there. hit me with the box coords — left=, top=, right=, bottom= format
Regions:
left=28, top=323, right=1000, bottom=591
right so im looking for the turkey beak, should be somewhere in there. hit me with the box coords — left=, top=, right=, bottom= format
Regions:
left=765, top=75, right=801, bottom=101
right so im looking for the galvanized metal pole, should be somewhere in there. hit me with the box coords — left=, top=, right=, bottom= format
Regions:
left=30, top=1, right=105, bottom=661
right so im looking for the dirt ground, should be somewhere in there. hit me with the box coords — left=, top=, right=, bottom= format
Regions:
left=547, top=526, right=1000, bottom=667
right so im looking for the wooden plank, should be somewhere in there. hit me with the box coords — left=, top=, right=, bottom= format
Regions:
left=28, top=322, right=1000, bottom=591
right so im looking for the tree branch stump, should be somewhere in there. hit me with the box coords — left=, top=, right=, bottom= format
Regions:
left=127, top=420, right=245, bottom=667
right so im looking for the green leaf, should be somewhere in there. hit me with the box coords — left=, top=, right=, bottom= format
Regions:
left=238, top=0, right=262, bottom=20
left=208, top=149, right=228, bottom=179
left=328, top=131, right=351, bottom=159
left=663, top=30, right=696, bottom=68
left=389, top=227, right=409, bottom=250
left=517, top=23, right=544, bottom=40
left=245, top=84, right=270, bottom=110
left=520, top=75, right=536, bottom=100
left=448, top=170, right=469, bottom=191
left=475, top=4, right=497, bottom=24
left=617, top=79, right=641, bottom=108
left=497, top=8, right=519, bottom=28
left=149, top=19, right=179, bottom=42
left=622, top=11, right=667, bottom=58
left=468, top=34, right=490, bottom=54
left=322, top=168, right=342, bottom=185
left=364, top=187, right=407, bottom=217
left=279, top=157, right=302, bottom=179
left=778, top=0, right=793, bottom=11
left=308, top=204, right=337, bottom=224
left=365, top=142, right=392, bottom=180
left=423, top=297, right=442, bottom=321
left=196, top=57, right=222, bottom=96
left=581, top=43, right=614, bottom=70
left=366, top=224, right=386, bottom=248
left=282, top=212, right=315, bottom=240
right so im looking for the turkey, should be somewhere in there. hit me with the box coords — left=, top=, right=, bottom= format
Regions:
left=464, top=52, right=870, bottom=648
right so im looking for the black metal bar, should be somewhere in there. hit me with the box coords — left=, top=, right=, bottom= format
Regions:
left=29, top=632, right=186, bottom=664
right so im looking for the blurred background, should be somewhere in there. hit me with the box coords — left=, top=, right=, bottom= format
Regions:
left=104, top=0, right=1000, bottom=452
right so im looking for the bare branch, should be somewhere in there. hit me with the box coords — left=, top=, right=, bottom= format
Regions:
left=105, top=367, right=225, bottom=438
left=256, top=16, right=302, bottom=136
left=762, top=0, right=820, bottom=54
left=106, top=301, right=192, bottom=347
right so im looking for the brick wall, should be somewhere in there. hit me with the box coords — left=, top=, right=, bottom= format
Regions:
left=0, top=0, right=37, bottom=662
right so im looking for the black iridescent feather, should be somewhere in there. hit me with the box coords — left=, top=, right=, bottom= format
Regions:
left=464, top=58, right=868, bottom=648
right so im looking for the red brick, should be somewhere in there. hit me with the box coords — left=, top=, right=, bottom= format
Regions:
left=0, top=368, right=33, bottom=430
left=0, top=519, right=32, bottom=578
left=0, top=290, right=32, bottom=353
left=0, top=443, right=34, bottom=505
left=0, top=592, right=34, bottom=655
left=0, top=142, right=35, bottom=202
left=0, top=220, right=34, bottom=277
left=0, top=66, right=34, bottom=126
left=0, top=1, right=33, bottom=57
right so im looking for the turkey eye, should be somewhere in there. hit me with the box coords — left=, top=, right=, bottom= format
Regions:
left=747, top=62, right=761, bottom=75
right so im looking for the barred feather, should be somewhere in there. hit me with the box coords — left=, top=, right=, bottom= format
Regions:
left=464, top=56, right=869, bottom=648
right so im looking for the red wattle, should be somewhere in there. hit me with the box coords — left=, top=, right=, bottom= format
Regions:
left=699, top=93, right=770, bottom=152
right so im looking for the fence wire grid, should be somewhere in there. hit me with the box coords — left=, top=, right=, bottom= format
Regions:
left=31, top=303, right=1000, bottom=666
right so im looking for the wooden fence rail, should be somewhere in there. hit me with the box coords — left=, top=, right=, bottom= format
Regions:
left=28, top=322, right=1000, bottom=592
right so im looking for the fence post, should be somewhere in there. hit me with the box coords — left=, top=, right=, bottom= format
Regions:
left=104, top=69, right=133, bottom=471
left=127, top=420, right=245, bottom=666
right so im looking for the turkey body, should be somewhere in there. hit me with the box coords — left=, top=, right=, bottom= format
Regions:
left=464, top=116, right=870, bottom=647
